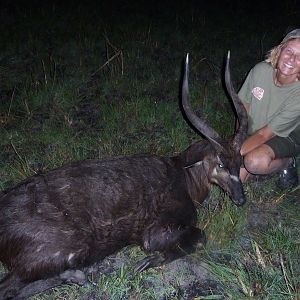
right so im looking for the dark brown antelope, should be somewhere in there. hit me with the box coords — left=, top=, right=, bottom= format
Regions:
left=0, top=52, right=247, bottom=299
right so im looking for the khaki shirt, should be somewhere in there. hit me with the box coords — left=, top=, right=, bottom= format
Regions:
left=238, top=62, right=300, bottom=137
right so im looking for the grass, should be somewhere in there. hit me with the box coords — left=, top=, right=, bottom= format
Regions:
left=207, top=226, right=300, bottom=299
left=1, top=1, right=300, bottom=299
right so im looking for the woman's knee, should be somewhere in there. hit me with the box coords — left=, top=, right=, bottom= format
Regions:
left=243, top=144, right=275, bottom=174
left=243, top=152, right=272, bottom=174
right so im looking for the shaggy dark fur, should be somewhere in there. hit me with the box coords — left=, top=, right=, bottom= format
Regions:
left=0, top=54, right=247, bottom=299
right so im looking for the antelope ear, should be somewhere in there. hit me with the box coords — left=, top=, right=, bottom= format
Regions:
left=184, top=158, right=212, bottom=171
left=184, top=160, right=203, bottom=169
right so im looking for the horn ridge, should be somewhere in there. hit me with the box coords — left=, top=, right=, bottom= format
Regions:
left=224, top=51, right=248, bottom=148
left=182, top=54, right=223, bottom=149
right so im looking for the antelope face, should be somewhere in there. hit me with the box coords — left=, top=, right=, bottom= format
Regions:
left=181, top=52, right=248, bottom=207
left=208, top=145, right=246, bottom=206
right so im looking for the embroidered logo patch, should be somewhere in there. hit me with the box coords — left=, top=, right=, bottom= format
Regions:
left=251, top=87, right=264, bottom=100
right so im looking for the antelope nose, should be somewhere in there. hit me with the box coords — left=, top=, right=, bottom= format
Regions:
left=235, top=196, right=246, bottom=207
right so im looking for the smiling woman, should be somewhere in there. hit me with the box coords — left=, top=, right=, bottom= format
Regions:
left=238, top=29, right=300, bottom=190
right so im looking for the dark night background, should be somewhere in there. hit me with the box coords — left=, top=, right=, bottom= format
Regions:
left=1, top=0, right=299, bottom=95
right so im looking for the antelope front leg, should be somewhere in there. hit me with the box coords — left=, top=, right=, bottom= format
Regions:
left=135, top=222, right=206, bottom=272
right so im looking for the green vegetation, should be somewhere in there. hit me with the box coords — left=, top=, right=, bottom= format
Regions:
left=1, top=1, right=299, bottom=299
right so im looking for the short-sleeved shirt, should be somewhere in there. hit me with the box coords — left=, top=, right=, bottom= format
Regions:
left=238, top=62, right=300, bottom=137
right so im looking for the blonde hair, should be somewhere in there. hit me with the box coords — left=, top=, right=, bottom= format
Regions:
left=265, top=38, right=300, bottom=70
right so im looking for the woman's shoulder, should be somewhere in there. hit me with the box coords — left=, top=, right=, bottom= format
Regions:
left=251, top=61, right=273, bottom=74
left=247, top=62, right=273, bottom=85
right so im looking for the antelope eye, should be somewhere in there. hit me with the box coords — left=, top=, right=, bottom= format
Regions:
left=218, top=163, right=224, bottom=168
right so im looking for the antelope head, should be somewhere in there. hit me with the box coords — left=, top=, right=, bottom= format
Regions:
left=182, top=52, right=248, bottom=207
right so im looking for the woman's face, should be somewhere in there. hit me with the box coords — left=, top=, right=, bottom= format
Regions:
left=276, top=39, right=300, bottom=83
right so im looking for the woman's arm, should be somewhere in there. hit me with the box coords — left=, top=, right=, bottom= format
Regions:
left=240, top=125, right=275, bottom=156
